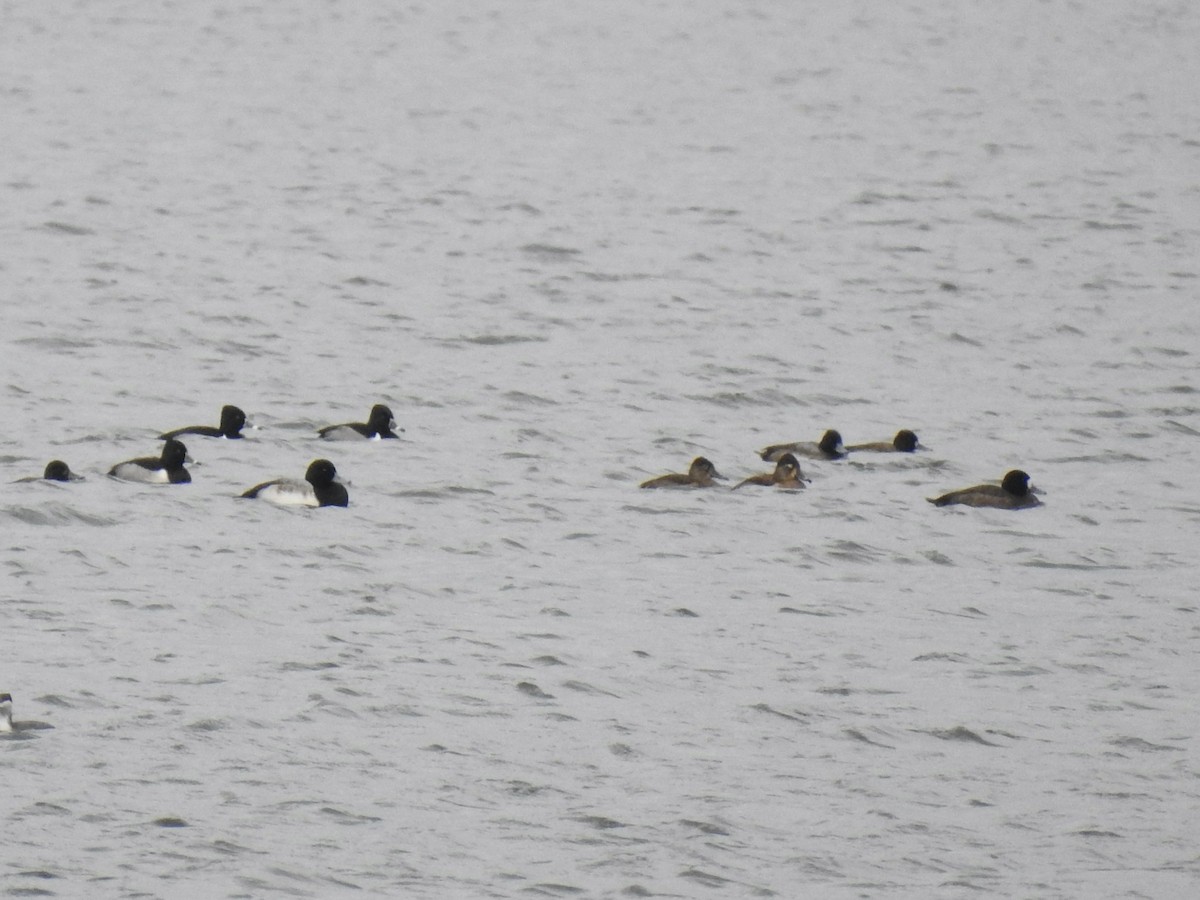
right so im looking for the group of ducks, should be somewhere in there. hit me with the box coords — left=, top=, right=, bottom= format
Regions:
left=6, top=421, right=1037, bottom=729
left=20, top=411, right=1039, bottom=510
left=22, top=403, right=402, bottom=508
left=3, top=404, right=406, bottom=731
left=639, top=428, right=1041, bottom=510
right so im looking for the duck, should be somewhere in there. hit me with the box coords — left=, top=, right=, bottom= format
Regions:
left=11, top=460, right=82, bottom=483
left=318, top=404, right=401, bottom=440
left=927, top=469, right=1041, bottom=509
left=0, top=693, right=52, bottom=735
left=160, top=404, right=246, bottom=440
left=42, top=460, right=82, bottom=481
left=733, top=453, right=807, bottom=490
left=109, top=439, right=191, bottom=484
left=847, top=429, right=922, bottom=453
left=639, top=456, right=725, bottom=489
left=240, top=458, right=348, bottom=507
left=759, top=429, right=846, bottom=462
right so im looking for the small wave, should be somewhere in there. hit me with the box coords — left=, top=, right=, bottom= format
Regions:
left=622, top=504, right=701, bottom=516
left=688, top=388, right=809, bottom=408
left=852, top=190, right=920, bottom=205
left=750, top=703, right=808, bottom=724
left=572, top=814, right=627, bottom=831
left=1023, top=558, right=1131, bottom=571
left=827, top=540, right=886, bottom=562
left=679, top=868, right=760, bottom=891
left=186, top=719, right=227, bottom=732
left=579, top=270, right=655, bottom=282
left=562, top=681, right=620, bottom=698
left=2, top=505, right=118, bottom=527
left=922, top=726, right=998, bottom=746
left=922, top=550, right=955, bottom=565
left=680, top=818, right=731, bottom=835
left=14, top=336, right=95, bottom=350
left=816, top=685, right=901, bottom=697
left=503, top=391, right=559, bottom=407
left=1165, top=418, right=1200, bottom=435
left=319, top=807, right=382, bottom=825
left=779, top=606, right=839, bottom=617
left=517, top=681, right=554, bottom=699
left=450, top=333, right=549, bottom=346
left=278, top=661, right=339, bottom=672
left=1083, top=220, right=1138, bottom=230
left=1109, top=735, right=1183, bottom=752
left=521, top=243, right=581, bottom=260
left=947, top=332, right=984, bottom=347
left=42, top=220, right=95, bottom=235
left=396, top=486, right=496, bottom=499
left=844, top=727, right=896, bottom=748
left=527, top=882, right=589, bottom=896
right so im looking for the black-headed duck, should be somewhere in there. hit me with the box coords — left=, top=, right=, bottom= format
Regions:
left=760, top=429, right=846, bottom=462
left=109, top=439, right=191, bottom=484
left=640, top=456, right=724, bottom=489
left=928, top=469, right=1041, bottom=509
left=318, top=404, right=401, bottom=440
left=160, top=405, right=247, bottom=440
left=240, top=458, right=348, bottom=508
left=847, top=429, right=922, bottom=453
left=43, top=460, right=82, bottom=481
left=12, top=460, right=82, bottom=483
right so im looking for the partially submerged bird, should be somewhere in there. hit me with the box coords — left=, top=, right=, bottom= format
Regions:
left=927, top=469, right=1041, bottom=509
left=318, top=404, right=400, bottom=440
left=160, top=404, right=247, bottom=440
left=12, top=460, right=82, bottom=483
left=639, top=456, right=725, bottom=489
left=847, top=429, right=922, bottom=453
left=109, top=439, right=191, bottom=484
left=759, top=429, right=846, bottom=462
left=733, top=453, right=807, bottom=491
left=240, top=458, right=348, bottom=508
left=42, top=460, right=82, bottom=481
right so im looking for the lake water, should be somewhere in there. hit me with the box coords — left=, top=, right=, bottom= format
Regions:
left=4, top=1, right=1200, bottom=897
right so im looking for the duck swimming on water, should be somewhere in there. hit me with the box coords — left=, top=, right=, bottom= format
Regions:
left=109, top=440, right=191, bottom=484
left=318, top=404, right=401, bottom=441
left=928, top=469, right=1041, bottom=509
left=733, top=453, right=807, bottom=491
left=639, top=457, right=725, bottom=489
left=847, top=429, right=922, bottom=453
left=160, top=404, right=247, bottom=440
left=0, top=693, right=53, bottom=735
left=759, top=429, right=846, bottom=462
left=240, top=459, right=349, bottom=508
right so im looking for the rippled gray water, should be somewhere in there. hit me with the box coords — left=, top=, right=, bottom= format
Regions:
left=4, top=2, right=1200, bottom=897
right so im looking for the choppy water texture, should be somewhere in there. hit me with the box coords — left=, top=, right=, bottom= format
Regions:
left=4, top=1, right=1200, bottom=897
